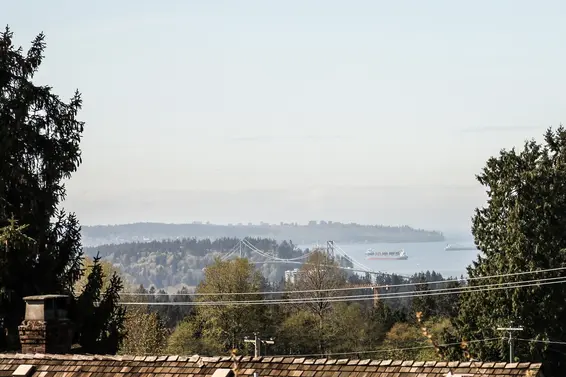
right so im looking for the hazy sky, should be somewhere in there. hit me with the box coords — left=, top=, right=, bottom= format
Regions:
left=4, top=1, right=566, bottom=232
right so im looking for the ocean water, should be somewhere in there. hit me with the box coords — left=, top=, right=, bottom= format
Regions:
left=299, top=240, right=481, bottom=278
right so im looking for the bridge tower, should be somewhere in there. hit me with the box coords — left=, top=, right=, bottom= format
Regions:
left=326, top=241, right=335, bottom=259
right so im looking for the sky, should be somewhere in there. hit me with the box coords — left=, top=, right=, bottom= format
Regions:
left=3, top=1, right=566, bottom=233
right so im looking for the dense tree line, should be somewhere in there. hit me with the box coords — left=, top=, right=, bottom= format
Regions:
left=117, top=255, right=462, bottom=358
left=81, top=221, right=445, bottom=247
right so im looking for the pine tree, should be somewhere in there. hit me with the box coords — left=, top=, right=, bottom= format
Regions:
left=455, top=126, right=566, bottom=374
left=410, top=276, right=436, bottom=320
left=0, top=26, right=125, bottom=352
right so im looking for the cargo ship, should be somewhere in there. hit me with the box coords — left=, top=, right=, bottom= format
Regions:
left=365, top=248, right=408, bottom=260
left=444, top=244, right=478, bottom=251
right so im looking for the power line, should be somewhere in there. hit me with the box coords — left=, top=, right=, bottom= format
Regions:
left=120, top=265, right=566, bottom=297
left=121, top=277, right=566, bottom=306
left=122, top=276, right=566, bottom=305
left=518, top=338, right=566, bottom=346
left=118, top=276, right=566, bottom=306
left=270, top=337, right=501, bottom=358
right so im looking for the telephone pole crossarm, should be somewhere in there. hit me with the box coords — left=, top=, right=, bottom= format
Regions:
left=497, top=326, right=523, bottom=363
left=244, top=333, right=275, bottom=358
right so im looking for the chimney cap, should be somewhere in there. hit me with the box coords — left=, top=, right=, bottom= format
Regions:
left=22, top=295, right=70, bottom=322
left=23, top=295, right=69, bottom=301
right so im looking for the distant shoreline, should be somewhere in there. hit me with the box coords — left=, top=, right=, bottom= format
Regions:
left=81, top=221, right=445, bottom=247
left=82, top=238, right=446, bottom=248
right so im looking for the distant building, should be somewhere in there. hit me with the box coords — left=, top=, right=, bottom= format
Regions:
left=284, top=269, right=300, bottom=284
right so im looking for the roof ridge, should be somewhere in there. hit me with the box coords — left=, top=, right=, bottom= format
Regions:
left=0, top=353, right=544, bottom=369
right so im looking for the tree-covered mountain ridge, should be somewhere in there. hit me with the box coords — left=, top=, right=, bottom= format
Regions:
left=81, top=221, right=444, bottom=247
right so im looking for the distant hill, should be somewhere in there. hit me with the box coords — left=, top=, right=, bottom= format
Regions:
left=81, top=221, right=444, bottom=247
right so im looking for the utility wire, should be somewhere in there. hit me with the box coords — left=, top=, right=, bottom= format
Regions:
left=122, top=275, right=566, bottom=304
left=120, top=266, right=566, bottom=296
left=121, top=276, right=565, bottom=305
left=518, top=338, right=566, bottom=346
left=119, top=276, right=566, bottom=306
left=271, top=337, right=502, bottom=358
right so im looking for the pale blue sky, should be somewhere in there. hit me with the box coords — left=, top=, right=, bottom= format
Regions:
left=4, top=1, right=566, bottom=232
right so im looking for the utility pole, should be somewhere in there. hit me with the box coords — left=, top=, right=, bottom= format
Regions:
left=244, top=333, right=275, bottom=357
left=497, top=326, right=523, bottom=362
left=372, top=286, right=380, bottom=308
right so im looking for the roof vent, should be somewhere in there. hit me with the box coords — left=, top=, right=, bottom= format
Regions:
left=13, top=365, right=35, bottom=377
left=212, top=369, right=234, bottom=377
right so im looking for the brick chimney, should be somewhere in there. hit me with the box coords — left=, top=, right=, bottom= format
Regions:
left=18, top=295, right=73, bottom=354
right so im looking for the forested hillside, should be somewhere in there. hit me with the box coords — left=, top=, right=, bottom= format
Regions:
left=84, top=237, right=355, bottom=289
left=119, top=253, right=464, bottom=359
left=81, top=221, right=444, bottom=247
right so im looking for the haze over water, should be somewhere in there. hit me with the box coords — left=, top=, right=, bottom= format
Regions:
left=300, top=233, right=479, bottom=278
left=7, top=1, right=565, bottom=233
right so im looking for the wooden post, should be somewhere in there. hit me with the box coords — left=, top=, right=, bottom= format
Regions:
left=372, top=286, right=379, bottom=308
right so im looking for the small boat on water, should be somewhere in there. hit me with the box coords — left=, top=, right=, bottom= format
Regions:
left=365, top=248, right=408, bottom=260
left=444, top=244, right=478, bottom=251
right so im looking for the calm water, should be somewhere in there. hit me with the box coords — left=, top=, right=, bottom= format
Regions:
left=299, top=240, right=481, bottom=278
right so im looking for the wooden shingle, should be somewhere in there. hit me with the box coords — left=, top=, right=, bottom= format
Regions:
left=0, top=354, right=543, bottom=377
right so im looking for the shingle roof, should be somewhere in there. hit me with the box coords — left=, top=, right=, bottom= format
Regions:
left=0, top=353, right=543, bottom=377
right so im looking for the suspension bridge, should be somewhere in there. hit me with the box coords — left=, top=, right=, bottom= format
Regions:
left=216, top=239, right=394, bottom=306
left=218, top=239, right=406, bottom=278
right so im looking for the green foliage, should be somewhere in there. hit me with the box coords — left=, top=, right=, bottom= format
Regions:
left=410, top=278, right=436, bottom=320
left=120, top=308, right=168, bottom=355
left=166, top=316, right=223, bottom=356
left=0, top=217, right=35, bottom=252
left=456, top=126, right=566, bottom=373
left=129, top=285, right=194, bottom=329
left=366, top=300, right=404, bottom=348
left=0, top=26, right=125, bottom=353
left=74, top=255, right=126, bottom=354
left=276, top=310, right=320, bottom=354
left=275, top=303, right=375, bottom=356
left=166, top=258, right=269, bottom=355
left=289, top=250, right=347, bottom=317
left=74, top=256, right=122, bottom=294
left=282, top=250, right=349, bottom=354
left=379, top=318, right=454, bottom=361
left=324, top=303, right=368, bottom=354
left=197, top=258, right=268, bottom=351
left=379, top=322, right=432, bottom=360
left=138, top=249, right=462, bottom=358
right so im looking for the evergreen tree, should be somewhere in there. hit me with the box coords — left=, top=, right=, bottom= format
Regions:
left=410, top=277, right=436, bottom=320
left=0, top=26, right=125, bottom=352
left=455, top=126, right=566, bottom=374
